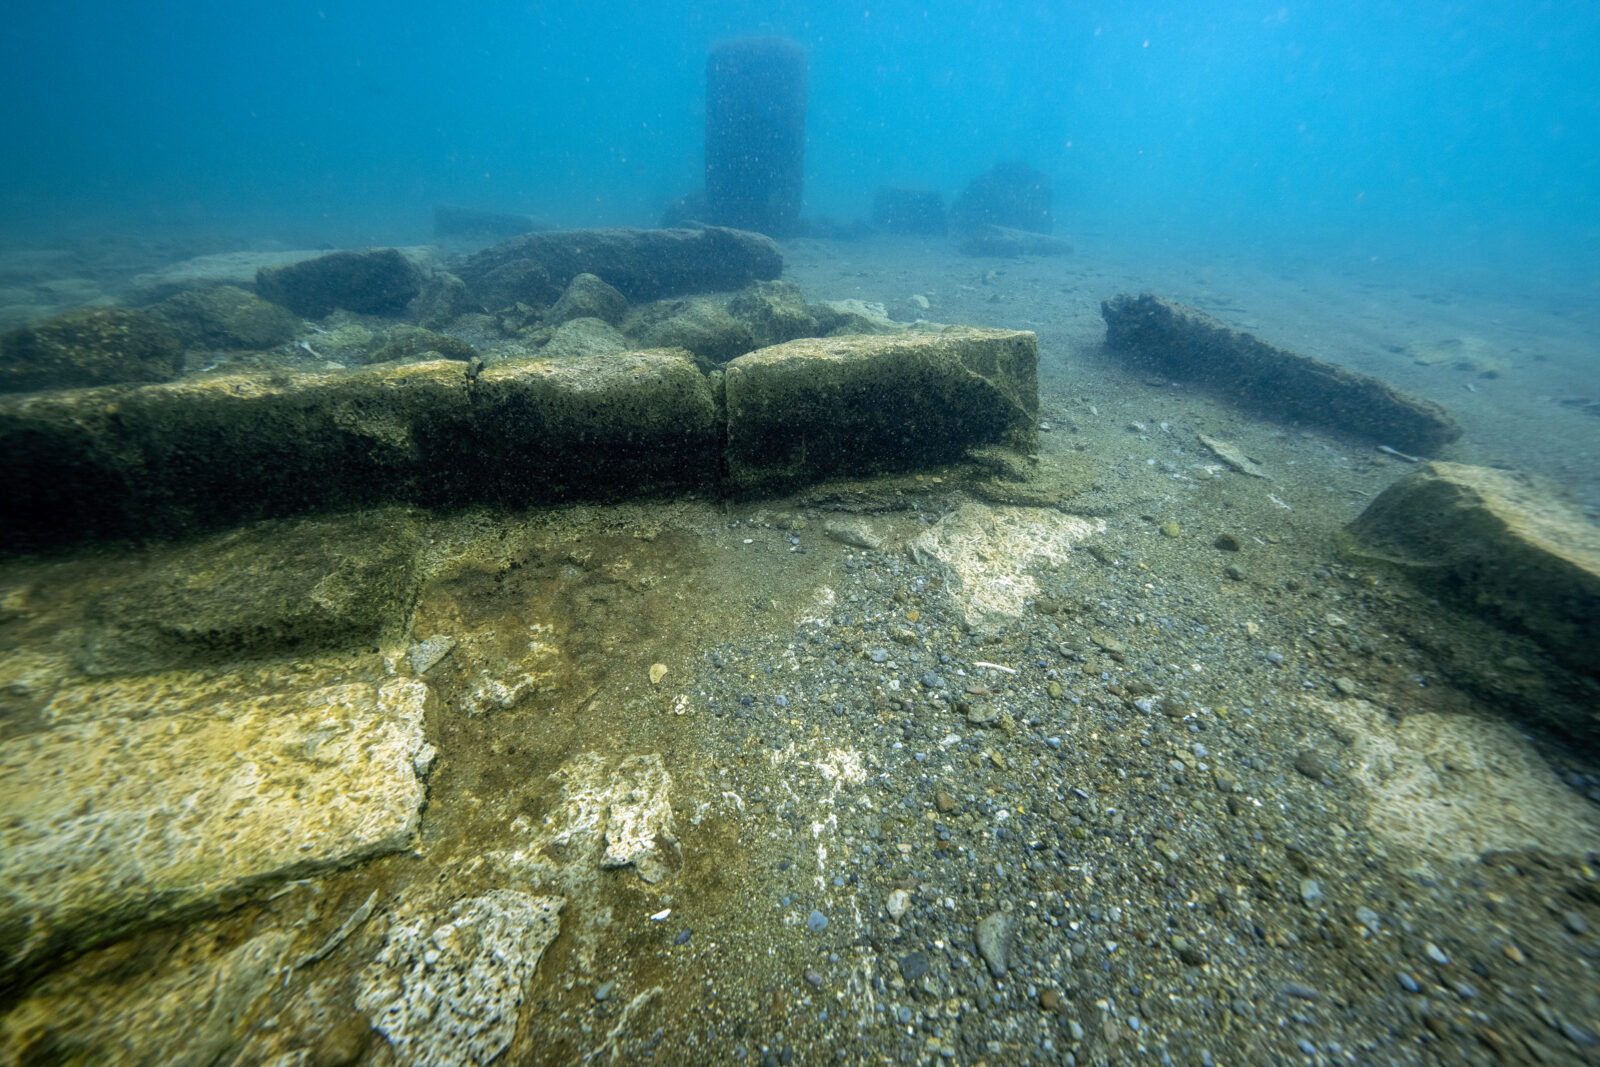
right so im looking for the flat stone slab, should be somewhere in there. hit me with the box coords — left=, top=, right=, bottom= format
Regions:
left=456, top=225, right=782, bottom=304
left=1101, top=293, right=1460, bottom=454
left=0, top=351, right=720, bottom=548
left=77, top=510, right=425, bottom=675
left=1341, top=461, right=1600, bottom=681
left=0, top=679, right=430, bottom=986
left=723, top=327, right=1039, bottom=491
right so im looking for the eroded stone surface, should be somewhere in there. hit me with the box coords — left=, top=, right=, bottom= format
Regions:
left=908, top=503, right=1104, bottom=628
left=1307, top=696, right=1600, bottom=862
left=358, top=890, right=563, bottom=1067
left=0, top=679, right=429, bottom=983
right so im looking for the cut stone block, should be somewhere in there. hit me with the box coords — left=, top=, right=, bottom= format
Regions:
left=1340, top=461, right=1600, bottom=679
left=456, top=226, right=782, bottom=306
left=0, top=351, right=720, bottom=548
left=723, top=327, right=1038, bottom=491
left=77, top=510, right=426, bottom=675
left=1101, top=293, right=1460, bottom=454
left=0, top=679, right=430, bottom=987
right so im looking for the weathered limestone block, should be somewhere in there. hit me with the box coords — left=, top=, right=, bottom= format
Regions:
left=723, top=327, right=1038, bottom=491
left=1340, top=461, right=1600, bottom=679
left=0, top=679, right=430, bottom=987
left=0, top=351, right=720, bottom=548
left=456, top=226, right=782, bottom=306
left=1102, top=293, right=1460, bottom=454
left=77, top=510, right=425, bottom=675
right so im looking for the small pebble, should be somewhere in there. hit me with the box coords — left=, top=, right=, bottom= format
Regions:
left=674, top=928, right=692, bottom=946
left=595, top=980, right=614, bottom=1001
left=1425, top=941, right=1450, bottom=965
left=804, top=968, right=823, bottom=988
left=1299, top=879, right=1323, bottom=906
left=1398, top=972, right=1421, bottom=993
left=1284, top=982, right=1319, bottom=1000
left=1563, top=910, right=1590, bottom=936
left=807, top=909, right=828, bottom=933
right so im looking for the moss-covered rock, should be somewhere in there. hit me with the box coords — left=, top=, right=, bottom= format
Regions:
left=540, top=317, right=629, bottom=360
left=0, top=351, right=719, bottom=548
left=147, top=285, right=300, bottom=351
left=366, top=325, right=478, bottom=364
left=628, top=297, right=756, bottom=365
left=255, top=248, right=422, bottom=318
left=546, top=272, right=627, bottom=326
left=1340, top=461, right=1600, bottom=681
left=77, top=509, right=426, bottom=674
left=412, top=270, right=475, bottom=329
left=724, top=327, right=1039, bottom=491
left=727, top=280, right=818, bottom=348
left=0, top=308, right=183, bottom=393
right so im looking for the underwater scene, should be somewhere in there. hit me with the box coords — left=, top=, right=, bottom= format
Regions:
left=2, top=3, right=1598, bottom=1064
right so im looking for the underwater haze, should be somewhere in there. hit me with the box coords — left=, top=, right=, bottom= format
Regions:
left=3, top=1, right=1597, bottom=284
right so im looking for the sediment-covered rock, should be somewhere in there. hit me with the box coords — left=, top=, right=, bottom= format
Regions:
left=0, top=678, right=430, bottom=988
left=1340, top=461, right=1600, bottom=681
left=256, top=248, right=422, bottom=318
left=76, top=509, right=425, bottom=675
left=456, top=226, right=782, bottom=307
left=0, top=351, right=720, bottom=548
left=0, top=307, right=183, bottom=393
left=723, top=326, right=1038, bottom=491
left=147, top=284, right=300, bottom=351
left=1101, top=293, right=1460, bottom=454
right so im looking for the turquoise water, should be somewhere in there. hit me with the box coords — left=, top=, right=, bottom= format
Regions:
left=2, top=2, right=1595, bottom=282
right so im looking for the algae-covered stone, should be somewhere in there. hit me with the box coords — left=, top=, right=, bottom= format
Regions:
left=540, top=316, right=629, bottom=360
left=1340, top=461, right=1600, bottom=679
left=147, top=284, right=300, bottom=351
left=0, top=351, right=718, bottom=547
left=629, top=297, right=756, bottom=365
left=77, top=509, right=426, bottom=675
left=256, top=248, right=422, bottom=318
left=727, top=280, right=818, bottom=348
left=457, top=225, right=782, bottom=304
left=1102, top=293, right=1460, bottom=454
left=411, top=270, right=475, bottom=329
left=546, top=272, right=627, bottom=326
left=724, top=326, right=1038, bottom=490
left=0, top=307, right=182, bottom=393
left=366, top=325, right=477, bottom=364
left=0, top=678, right=429, bottom=987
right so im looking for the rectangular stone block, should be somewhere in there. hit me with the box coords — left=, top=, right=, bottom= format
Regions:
left=0, top=679, right=429, bottom=988
left=0, top=352, right=720, bottom=548
left=1102, top=293, right=1459, bottom=454
left=722, top=327, right=1038, bottom=492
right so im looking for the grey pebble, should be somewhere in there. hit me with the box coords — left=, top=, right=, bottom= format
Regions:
left=1284, top=982, right=1320, bottom=1000
left=1425, top=941, right=1449, bottom=965
left=595, top=980, right=614, bottom=1001
left=807, top=909, right=828, bottom=933
left=1397, top=972, right=1421, bottom=993
left=899, top=951, right=929, bottom=982
left=869, top=649, right=890, bottom=663
left=674, top=928, right=692, bottom=945
left=921, top=672, right=944, bottom=689
left=1299, top=878, right=1322, bottom=906
left=1355, top=906, right=1382, bottom=933
left=1293, top=750, right=1329, bottom=781
left=1563, top=910, right=1590, bottom=936
left=975, top=911, right=1015, bottom=978
left=804, top=968, right=823, bottom=988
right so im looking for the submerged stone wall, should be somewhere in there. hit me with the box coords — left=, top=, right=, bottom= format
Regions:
left=0, top=327, right=1038, bottom=549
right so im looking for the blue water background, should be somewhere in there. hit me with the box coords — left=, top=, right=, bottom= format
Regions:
left=2, top=1, right=1595, bottom=284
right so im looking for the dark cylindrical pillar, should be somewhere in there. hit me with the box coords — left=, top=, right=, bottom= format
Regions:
left=705, top=38, right=807, bottom=236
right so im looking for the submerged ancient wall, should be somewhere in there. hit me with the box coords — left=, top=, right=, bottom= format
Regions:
left=0, top=326, right=1038, bottom=549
